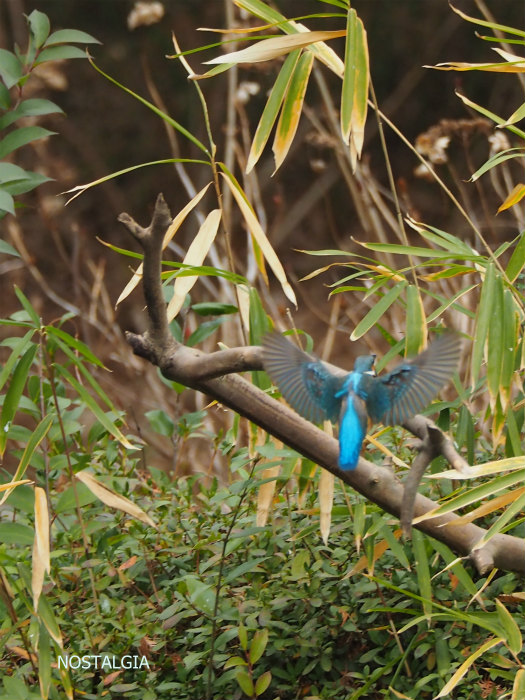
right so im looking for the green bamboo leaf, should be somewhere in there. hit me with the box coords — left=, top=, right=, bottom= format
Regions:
left=420, top=470, right=525, bottom=520
left=361, top=240, right=476, bottom=259
left=408, top=219, right=477, bottom=256
left=0, top=344, right=37, bottom=456
left=456, top=92, right=525, bottom=140
left=0, top=330, right=34, bottom=392
left=513, top=669, right=525, bottom=699
left=499, top=289, right=519, bottom=407
left=38, top=623, right=52, bottom=699
left=273, top=50, right=314, bottom=172
left=246, top=49, right=301, bottom=173
left=412, top=530, right=432, bottom=619
left=236, top=669, right=255, bottom=696
left=340, top=8, right=368, bottom=165
left=64, top=158, right=209, bottom=204
left=471, top=263, right=495, bottom=386
left=88, top=58, right=210, bottom=156
left=54, top=365, right=137, bottom=450
left=249, top=628, right=269, bottom=664
left=429, top=539, right=478, bottom=597
left=506, top=231, right=525, bottom=282
left=450, top=5, right=525, bottom=39
left=405, top=284, right=426, bottom=356
left=0, top=414, right=53, bottom=507
left=45, top=326, right=106, bottom=368
left=474, top=490, right=525, bottom=546
left=486, top=272, right=504, bottom=404
left=350, top=282, right=406, bottom=340
left=36, top=594, right=63, bottom=646
left=0, top=126, right=56, bottom=159
left=469, top=148, right=525, bottom=182
left=495, top=599, right=522, bottom=654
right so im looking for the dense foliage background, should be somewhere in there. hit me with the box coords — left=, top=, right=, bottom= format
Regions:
left=0, top=1, right=524, bottom=698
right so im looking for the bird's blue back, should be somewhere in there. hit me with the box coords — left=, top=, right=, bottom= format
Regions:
left=262, top=331, right=461, bottom=471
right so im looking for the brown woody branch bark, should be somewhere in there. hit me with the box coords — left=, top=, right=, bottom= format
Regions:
left=120, top=194, right=525, bottom=577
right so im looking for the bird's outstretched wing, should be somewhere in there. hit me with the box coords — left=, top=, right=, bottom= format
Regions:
left=262, top=332, right=344, bottom=424
left=366, top=332, right=461, bottom=425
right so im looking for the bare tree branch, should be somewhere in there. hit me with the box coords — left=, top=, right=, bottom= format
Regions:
left=119, top=196, right=525, bottom=577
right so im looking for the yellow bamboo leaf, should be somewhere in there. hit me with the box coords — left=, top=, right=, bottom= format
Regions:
left=344, top=538, right=392, bottom=578
left=435, top=638, right=503, bottom=698
left=75, top=470, right=157, bottom=528
left=246, top=49, right=301, bottom=174
left=32, top=487, right=50, bottom=612
left=432, top=61, right=525, bottom=73
left=205, top=29, right=345, bottom=65
left=497, top=183, right=525, bottom=213
left=256, top=463, right=280, bottom=526
left=319, top=462, right=334, bottom=545
left=221, top=173, right=297, bottom=306
left=341, top=9, right=369, bottom=165
left=0, top=479, right=32, bottom=492
left=427, top=456, right=525, bottom=480
left=167, top=208, right=222, bottom=321
left=117, top=183, right=212, bottom=305
left=273, top=51, right=314, bottom=172
left=446, top=488, right=524, bottom=527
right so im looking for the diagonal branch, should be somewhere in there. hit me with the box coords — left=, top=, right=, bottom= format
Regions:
left=119, top=195, right=525, bottom=577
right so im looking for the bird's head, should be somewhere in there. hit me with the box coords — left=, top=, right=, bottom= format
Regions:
left=353, top=354, right=376, bottom=375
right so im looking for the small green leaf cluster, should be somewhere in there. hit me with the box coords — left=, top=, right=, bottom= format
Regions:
left=0, top=10, right=99, bottom=217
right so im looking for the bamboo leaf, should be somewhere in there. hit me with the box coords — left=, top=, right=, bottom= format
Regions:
left=486, top=272, right=504, bottom=410
left=246, top=49, right=301, bottom=173
left=221, top=172, right=297, bottom=306
left=234, top=0, right=344, bottom=76
left=405, top=284, right=426, bottom=356
left=506, top=231, right=525, bottom=282
left=0, top=344, right=37, bottom=456
left=32, top=487, right=50, bottom=611
left=167, top=209, right=222, bottom=321
left=205, top=29, right=345, bottom=65
left=319, top=463, right=334, bottom=545
left=350, top=283, right=406, bottom=340
left=497, top=183, right=525, bottom=213
left=75, top=470, right=156, bottom=528
left=471, top=263, right=495, bottom=386
left=273, top=50, right=314, bottom=171
left=340, top=8, right=369, bottom=167
left=0, top=415, right=53, bottom=507
left=470, top=148, right=525, bottom=182
left=256, top=463, right=280, bottom=526
left=435, top=638, right=502, bottom=698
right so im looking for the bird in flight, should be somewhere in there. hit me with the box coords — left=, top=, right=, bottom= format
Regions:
left=262, top=331, right=461, bottom=470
